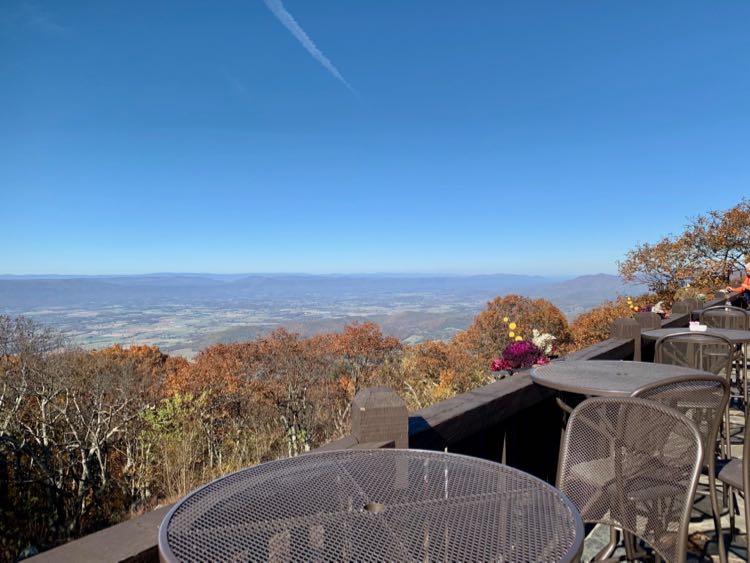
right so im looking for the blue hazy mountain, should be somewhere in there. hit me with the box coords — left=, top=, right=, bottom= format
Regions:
left=0, top=273, right=646, bottom=356
left=0, top=273, right=559, bottom=308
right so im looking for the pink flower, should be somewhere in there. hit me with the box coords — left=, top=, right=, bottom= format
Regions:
left=534, top=356, right=550, bottom=366
left=491, top=357, right=513, bottom=371
left=502, top=340, right=546, bottom=369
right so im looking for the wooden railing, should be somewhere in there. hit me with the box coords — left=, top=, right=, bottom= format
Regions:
left=28, top=291, right=743, bottom=562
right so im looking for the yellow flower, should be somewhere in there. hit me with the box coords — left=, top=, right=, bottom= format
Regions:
left=508, top=332, right=515, bottom=338
left=509, top=322, right=517, bottom=330
left=503, top=317, right=509, bottom=323
left=515, top=336, right=523, bottom=342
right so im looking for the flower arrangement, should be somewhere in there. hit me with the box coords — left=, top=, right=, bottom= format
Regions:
left=651, top=301, right=668, bottom=319
left=501, top=316, right=523, bottom=342
left=491, top=317, right=556, bottom=377
left=531, top=328, right=557, bottom=356
left=491, top=339, right=549, bottom=376
left=628, top=296, right=669, bottom=319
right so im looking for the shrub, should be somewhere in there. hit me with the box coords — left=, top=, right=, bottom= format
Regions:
left=454, top=295, right=572, bottom=366
left=570, top=295, right=652, bottom=351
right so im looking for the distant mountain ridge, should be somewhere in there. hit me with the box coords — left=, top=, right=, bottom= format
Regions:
left=0, top=273, right=551, bottom=308
left=0, top=273, right=647, bottom=357
left=0, top=272, right=644, bottom=311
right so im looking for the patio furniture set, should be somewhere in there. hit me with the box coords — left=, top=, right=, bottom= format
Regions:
left=159, top=305, right=750, bottom=562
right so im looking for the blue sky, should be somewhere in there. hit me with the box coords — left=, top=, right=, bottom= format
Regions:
left=2, top=1, right=748, bottom=276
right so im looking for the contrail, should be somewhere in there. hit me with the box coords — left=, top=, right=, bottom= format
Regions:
left=262, top=0, right=354, bottom=92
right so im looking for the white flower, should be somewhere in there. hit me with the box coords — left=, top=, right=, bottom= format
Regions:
left=652, top=301, right=665, bottom=315
left=531, top=329, right=556, bottom=355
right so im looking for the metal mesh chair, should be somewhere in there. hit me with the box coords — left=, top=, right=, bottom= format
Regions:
left=632, top=375, right=730, bottom=563
left=558, top=396, right=703, bottom=563
left=655, top=332, right=734, bottom=376
left=656, top=332, right=735, bottom=463
left=717, top=405, right=750, bottom=558
left=700, top=305, right=750, bottom=331
left=700, top=306, right=750, bottom=404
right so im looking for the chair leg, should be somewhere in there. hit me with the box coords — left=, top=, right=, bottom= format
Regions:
left=623, top=530, right=636, bottom=560
left=592, top=526, right=618, bottom=561
left=709, top=472, right=728, bottom=563
left=722, top=473, right=730, bottom=508
left=725, top=402, right=733, bottom=457
left=622, top=530, right=647, bottom=561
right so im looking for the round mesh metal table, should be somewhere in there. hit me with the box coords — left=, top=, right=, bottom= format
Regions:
left=531, top=360, right=711, bottom=397
left=159, top=449, right=584, bottom=562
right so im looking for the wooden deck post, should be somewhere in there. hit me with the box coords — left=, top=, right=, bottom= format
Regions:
left=352, top=386, right=408, bottom=449
left=634, top=311, right=661, bottom=331
left=611, top=318, right=642, bottom=361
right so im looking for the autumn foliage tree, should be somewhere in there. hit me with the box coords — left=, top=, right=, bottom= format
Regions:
left=686, top=198, right=750, bottom=285
left=569, top=295, right=652, bottom=351
left=0, top=321, right=158, bottom=558
left=319, top=322, right=402, bottom=397
left=619, top=199, right=750, bottom=299
left=166, top=342, right=256, bottom=396
left=250, top=329, right=334, bottom=456
left=395, top=340, right=484, bottom=408
left=618, top=236, right=693, bottom=300
left=163, top=325, right=401, bottom=463
left=93, top=344, right=178, bottom=401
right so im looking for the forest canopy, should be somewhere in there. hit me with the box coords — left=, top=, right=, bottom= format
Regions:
left=0, top=293, right=572, bottom=559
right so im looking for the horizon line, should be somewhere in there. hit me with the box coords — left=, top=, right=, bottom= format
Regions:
left=0, top=271, right=619, bottom=279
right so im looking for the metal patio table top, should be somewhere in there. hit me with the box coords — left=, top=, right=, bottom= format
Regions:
left=531, top=360, right=711, bottom=397
left=642, top=327, right=750, bottom=344
left=158, top=449, right=584, bottom=563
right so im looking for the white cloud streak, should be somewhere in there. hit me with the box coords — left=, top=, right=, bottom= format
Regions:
left=21, top=2, right=69, bottom=34
left=262, top=0, right=354, bottom=92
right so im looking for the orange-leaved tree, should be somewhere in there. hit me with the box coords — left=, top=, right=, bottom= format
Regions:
left=94, top=344, right=176, bottom=402
left=396, top=340, right=483, bottom=408
left=165, top=342, right=258, bottom=396
left=618, top=236, right=694, bottom=300
left=619, top=199, right=750, bottom=300
left=322, top=322, right=403, bottom=397
left=685, top=198, right=750, bottom=285
left=569, top=295, right=652, bottom=351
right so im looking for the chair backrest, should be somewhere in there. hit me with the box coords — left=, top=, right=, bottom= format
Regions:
left=700, top=305, right=750, bottom=330
left=631, top=375, right=728, bottom=466
left=654, top=332, right=734, bottom=376
left=558, top=397, right=702, bottom=563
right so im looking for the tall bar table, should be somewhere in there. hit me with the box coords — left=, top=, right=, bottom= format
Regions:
left=159, top=449, right=584, bottom=562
